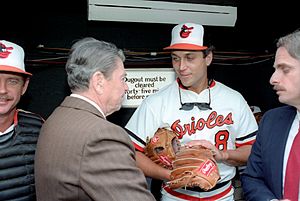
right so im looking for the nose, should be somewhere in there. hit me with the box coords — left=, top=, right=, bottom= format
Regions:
left=0, top=80, right=8, bottom=94
left=269, top=70, right=278, bottom=86
left=178, top=59, right=187, bottom=71
left=124, top=82, right=129, bottom=92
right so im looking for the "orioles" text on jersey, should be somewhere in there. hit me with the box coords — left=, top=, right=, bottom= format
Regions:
left=171, top=111, right=233, bottom=138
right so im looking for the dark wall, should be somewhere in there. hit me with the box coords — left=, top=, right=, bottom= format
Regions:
left=2, top=0, right=297, bottom=125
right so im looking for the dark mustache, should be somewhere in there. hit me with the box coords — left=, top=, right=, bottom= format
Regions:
left=0, top=95, right=13, bottom=100
left=273, top=86, right=284, bottom=91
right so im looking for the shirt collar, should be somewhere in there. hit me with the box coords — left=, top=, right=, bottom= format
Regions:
left=70, top=94, right=106, bottom=119
left=0, top=124, right=14, bottom=136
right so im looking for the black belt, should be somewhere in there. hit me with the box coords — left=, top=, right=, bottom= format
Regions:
left=185, top=180, right=231, bottom=192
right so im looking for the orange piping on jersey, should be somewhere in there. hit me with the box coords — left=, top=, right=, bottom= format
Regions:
left=133, top=142, right=145, bottom=152
left=163, top=183, right=232, bottom=201
left=177, top=78, right=216, bottom=89
left=235, top=139, right=256, bottom=148
left=13, top=109, right=19, bottom=126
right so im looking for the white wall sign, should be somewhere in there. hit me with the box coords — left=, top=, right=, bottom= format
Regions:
left=122, top=68, right=176, bottom=108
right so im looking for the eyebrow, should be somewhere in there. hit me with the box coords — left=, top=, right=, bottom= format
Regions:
left=275, top=62, right=293, bottom=69
left=171, top=52, right=197, bottom=57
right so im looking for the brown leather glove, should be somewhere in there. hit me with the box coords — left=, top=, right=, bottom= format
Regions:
left=167, top=145, right=220, bottom=191
left=144, top=128, right=180, bottom=169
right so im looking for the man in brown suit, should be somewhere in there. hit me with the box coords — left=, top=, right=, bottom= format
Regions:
left=34, top=38, right=155, bottom=201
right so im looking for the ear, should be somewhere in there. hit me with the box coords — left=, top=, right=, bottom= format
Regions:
left=21, top=78, right=30, bottom=95
left=91, top=71, right=105, bottom=94
left=205, top=51, right=213, bottom=66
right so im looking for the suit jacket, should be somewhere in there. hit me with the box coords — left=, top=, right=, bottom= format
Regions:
left=241, top=105, right=297, bottom=201
left=35, top=96, right=155, bottom=201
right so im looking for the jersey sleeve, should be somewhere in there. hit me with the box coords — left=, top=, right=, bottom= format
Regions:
left=125, top=99, right=161, bottom=152
left=235, top=98, right=258, bottom=147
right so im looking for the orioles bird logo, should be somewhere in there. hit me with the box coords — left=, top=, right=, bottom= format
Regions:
left=0, top=42, right=13, bottom=58
left=180, top=25, right=194, bottom=38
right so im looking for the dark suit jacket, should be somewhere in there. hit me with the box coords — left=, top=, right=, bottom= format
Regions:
left=35, top=96, right=155, bottom=201
left=241, top=105, right=297, bottom=201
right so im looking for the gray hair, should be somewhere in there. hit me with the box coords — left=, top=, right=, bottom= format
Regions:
left=277, top=29, right=300, bottom=60
left=66, top=37, right=125, bottom=92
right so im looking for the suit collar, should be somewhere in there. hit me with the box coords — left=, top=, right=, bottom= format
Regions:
left=268, top=106, right=297, bottom=197
left=60, top=96, right=105, bottom=119
left=70, top=93, right=105, bottom=118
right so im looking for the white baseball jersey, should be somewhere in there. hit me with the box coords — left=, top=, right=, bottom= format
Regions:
left=126, top=80, right=258, bottom=201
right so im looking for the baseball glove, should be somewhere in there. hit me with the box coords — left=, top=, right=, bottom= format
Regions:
left=144, top=128, right=180, bottom=169
left=167, top=145, right=220, bottom=191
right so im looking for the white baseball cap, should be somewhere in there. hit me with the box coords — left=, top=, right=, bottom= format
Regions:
left=250, top=106, right=262, bottom=114
left=0, top=40, right=32, bottom=76
left=164, top=23, right=207, bottom=51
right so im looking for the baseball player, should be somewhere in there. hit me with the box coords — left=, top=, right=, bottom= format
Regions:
left=125, top=23, right=258, bottom=201
left=250, top=105, right=263, bottom=124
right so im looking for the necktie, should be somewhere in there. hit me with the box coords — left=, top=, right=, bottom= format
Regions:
left=284, top=122, right=300, bottom=201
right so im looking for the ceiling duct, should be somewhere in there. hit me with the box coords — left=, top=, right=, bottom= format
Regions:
left=88, top=0, right=237, bottom=27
